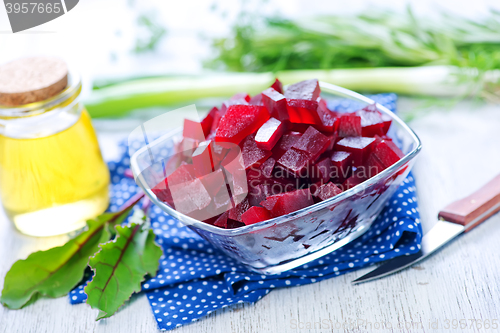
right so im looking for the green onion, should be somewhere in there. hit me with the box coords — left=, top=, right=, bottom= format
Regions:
left=84, top=66, right=499, bottom=118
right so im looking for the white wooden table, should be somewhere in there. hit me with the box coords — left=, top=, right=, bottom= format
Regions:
left=1, top=98, right=500, bottom=333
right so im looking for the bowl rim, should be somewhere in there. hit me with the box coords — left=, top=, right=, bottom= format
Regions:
left=130, top=81, right=422, bottom=236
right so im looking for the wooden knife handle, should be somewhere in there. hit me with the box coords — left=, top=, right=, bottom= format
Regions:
left=438, top=174, right=500, bottom=232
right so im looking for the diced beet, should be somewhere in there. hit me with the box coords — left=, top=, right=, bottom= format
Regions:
left=230, top=92, right=251, bottom=103
left=212, top=186, right=232, bottom=212
left=199, top=168, right=226, bottom=196
left=183, top=119, right=206, bottom=141
left=260, top=196, right=280, bottom=212
left=220, top=98, right=249, bottom=115
left=166, top=162, right=196, bottom=186
left=286, top=99, right=320, bottom=125
left=335, top=137, right=376, bottom=167
left=220, top=146, right=248, bottom=204
left=360, top=104, right=391, bottom=134
left=356, top=105, right=387, bottom=137
left=241, top=206, right=272, bottom=225
left=292, top=126, right=330, bottom=161
left=341, top=169, right=366, bottom=191
left=201, top=107, right=218, bottom=138
left=240, top=134, right=273, bottom=170
left=249, top=93, right=263, bottom=106
left=215, top=105, right=270, bottom=145
left=209, top=111, right=223, bottom=137
left=313, top=182, right=342, bottom=201
left=260, top=157, right=276, bottom=178
left=330, top=151, right=354, bottom=183
left=326, top=132, right=338, bottom=151
left=169, top=178, right=212, bottom=215
left=277, top=148, right=311, bottom=176
left=248, top=183, right=272, bottom=207
left=270, top=78, right=284, bottom=94
left=151, top=182, right=174, bottom=207
left=262, top=88, right=288, bottom=121
left=287, top=122, right=310, bottom=133
left=214, top=211, right=229, bottom=228
left=179, top=137, right=199, bottom=158
left=272, top=132, right=302, bottom=159
left=375, top=140, right=404, bottom=166
left=228, top=198, right=250, bottom=222
left=269, top=170, right=298, bottom=194
left=367, top=140, right=405, bottom=176
left=365, top=154, right=386, bottom=178
left=313, top=158, right=332, bottom=183
left=337, top=114, right=362, bottom=137
left=284, top=79, right=320, bottom=101
left=316, top=97, right=337, bottom=133
left=211, top=142, right=228, bottom=167
left=192, top=141, right=215, bottom=177
left=266, top=189, right=314, bottom=217
left=255, top=117, right=285, bottom=150
left=227, top=219, right=245, bottom=229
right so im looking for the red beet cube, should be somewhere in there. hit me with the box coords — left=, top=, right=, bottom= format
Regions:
left=199, top=168, right=226, bottom=196
left=366, top=140, right=405, bottom=176
left=228, top=198, right=250, bottom=222
left=169, top=178, right=212, bottom=215
left=313, top=182, right=342, bottom=201
left=248, top=183, right=272, bottom=207
left=241, top=206, right=272, bottom=225
left=249, top=93, right=263, bottom=106
left=260, top=196, right=280, bottom=212
left=277, top=147, right=311, bottom=176
left=335, top=137, right=376, bottom=167
left=284, top=79, right=320, bottom=101
left=262, top=88, right=288, bottom=121
left=286, top=99, right=320, bottom=125
left=259, top=157, right=276, bottom=178
left=313, top=157, right=332, bottom=183
left=356, top=105, right=390, bottom=137
left=214, top=211, right=229, bottom=228
left=325, top=132, right=338, bottom=151
left=192, top=141, right=215, bottom=177
left=151, top=182, right=174, bottom=207
left=265, top=189, right=314, bottom=217
left=220, top=146, right=248, bottom=204
left=201, top=107, right=218, bottom=138
left=270, top=78, right=284, bottom=94
left=220, top=98, right=249, bottom=115
left=337, top=114, right=362, bottom=137
left=316, top=97, right=337, bottom=133
left=330, top=151, right=354, bottom=183
left=342, top=169, right=367, bottom=191
left=215, top=105, right=270, bottom=145
left=240, top=134, right=273, bottom=170
left=292, top=126, right=330, bottom=161
left=230, top=92, right=251, bottom=103
left=255, top=117, right=285, bottom=150
left=272, top=132, right=302, bottom=159
left=183, top=119, right=206, bottom=141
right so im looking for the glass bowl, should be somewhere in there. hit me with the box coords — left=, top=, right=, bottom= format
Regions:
left=130, top=82, right=422, bottom=274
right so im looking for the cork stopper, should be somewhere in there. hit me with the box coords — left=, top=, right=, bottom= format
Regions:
left=0, top=57, right=68, bottom=107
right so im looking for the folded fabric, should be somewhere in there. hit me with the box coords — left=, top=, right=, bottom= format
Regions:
left=70, top=93, right=422, bottom=331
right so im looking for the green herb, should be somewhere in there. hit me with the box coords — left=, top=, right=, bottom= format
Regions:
left=0, top=192, right=161, bottom=320
left=85, top=209, right=162, bottom=320
left=207, top=9, right=500, bottom=73
left=134, top=13, right=167, bottom=54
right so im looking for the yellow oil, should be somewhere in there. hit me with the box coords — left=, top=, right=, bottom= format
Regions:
left=0, top=109, right=110, bottom=236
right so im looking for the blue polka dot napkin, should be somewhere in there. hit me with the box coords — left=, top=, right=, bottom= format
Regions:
left=69, top=94, right=422, bottom=331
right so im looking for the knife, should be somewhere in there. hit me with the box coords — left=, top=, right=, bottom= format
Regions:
left=352, top=173, right=500, bottom=284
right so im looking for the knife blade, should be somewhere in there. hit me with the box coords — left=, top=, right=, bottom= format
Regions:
left=352, top=173, right=500, bottom=284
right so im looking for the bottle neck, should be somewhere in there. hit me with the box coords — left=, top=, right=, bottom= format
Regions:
left=0, top=72, right=83, bottom=139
